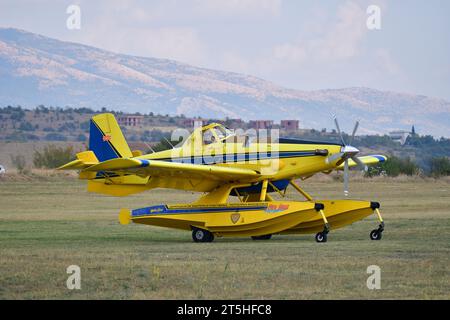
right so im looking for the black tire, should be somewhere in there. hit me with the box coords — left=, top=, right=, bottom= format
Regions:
left=370, top=229, right=382, bottom=241
left=206, top=232, right=215, bottom=242
left=251, top=234, right=272, bottom=240
left=192, top=228, right=214, bottom=243
left=315, top=232, right=327, bottom=243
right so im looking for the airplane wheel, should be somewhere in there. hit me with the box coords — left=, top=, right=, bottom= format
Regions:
left=192, top=228, right=214, bottom=243
left=315, top=232, right=327, bottom=243
left=370, top=229, right=382, bottom=241
left=251, top=234, right=272, bottom=240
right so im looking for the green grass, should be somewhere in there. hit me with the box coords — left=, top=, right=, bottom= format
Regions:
left=0, top=178, right=449, bottom=299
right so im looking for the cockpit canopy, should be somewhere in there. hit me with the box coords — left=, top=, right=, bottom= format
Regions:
left=183, top=123, right=235, bottom=147
left=203, top=123, right=234, bottom=145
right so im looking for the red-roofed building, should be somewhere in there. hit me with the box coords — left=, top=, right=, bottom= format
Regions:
left=117, top=115, right=144, bottom=127
left=280, top=120, right=299, bottom=131
left=249, top=120, right=274, bottom=130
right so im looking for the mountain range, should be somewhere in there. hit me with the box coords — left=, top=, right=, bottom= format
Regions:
left=1, top=27, right=449, bottom=137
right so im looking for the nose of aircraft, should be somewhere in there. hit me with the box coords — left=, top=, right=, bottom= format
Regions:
left=341, top=145, right=360, bottom=155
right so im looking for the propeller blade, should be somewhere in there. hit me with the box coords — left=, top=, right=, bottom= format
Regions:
left=344, top=159, right=349, bottom=197
left=351, top=156, right=368, bottom=172
left=349, top=120, right=359, bottom=145
left=333, top=116, right=346, bottom=146
left=326, top=152, right=344, bottom=164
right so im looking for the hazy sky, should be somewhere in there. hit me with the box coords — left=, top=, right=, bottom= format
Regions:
left=1, top=0, right=449, bottom=100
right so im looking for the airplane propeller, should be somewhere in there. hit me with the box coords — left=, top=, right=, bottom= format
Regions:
left=331, top=116, right=367, bottom=196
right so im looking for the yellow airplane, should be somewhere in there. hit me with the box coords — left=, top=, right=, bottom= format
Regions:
left=59, top=113, right=387, bottom=243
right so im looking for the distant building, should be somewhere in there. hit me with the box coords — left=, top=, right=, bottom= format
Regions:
left=225, top=119, right=243, bottom=129
left=249, top=120, right=274, bottom=130
left=181, top=118, right=207, bottom=127
left=389, top=130, right=410, bottom=145
left=117, top=115, right=144, bottom=127
left=280, top=120, right=299, bottom=131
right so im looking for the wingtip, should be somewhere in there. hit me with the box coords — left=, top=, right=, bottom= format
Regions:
left=373, top=155, right=387, bottom=162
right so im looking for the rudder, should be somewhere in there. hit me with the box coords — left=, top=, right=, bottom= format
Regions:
left=89, top=113, right=133, bottom=161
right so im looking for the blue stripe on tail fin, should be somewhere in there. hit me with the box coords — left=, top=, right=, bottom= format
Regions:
left=89, top=120, right=120, bottom=162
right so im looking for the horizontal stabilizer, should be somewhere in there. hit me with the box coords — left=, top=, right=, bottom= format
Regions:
left=58, top=151, right=98, bottom=170
left=82, top=158, right=144, bottom=172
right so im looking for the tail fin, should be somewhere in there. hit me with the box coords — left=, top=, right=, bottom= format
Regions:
left=89, top=113, right=132, bottom=161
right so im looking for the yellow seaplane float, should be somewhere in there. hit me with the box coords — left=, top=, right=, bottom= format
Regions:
left=59, top=113, right=386, bottom=243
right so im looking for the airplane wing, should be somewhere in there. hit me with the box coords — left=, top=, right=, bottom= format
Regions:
left=336, top=155, right=387, bottom=170
left=60, top=157, right=260, bottom=181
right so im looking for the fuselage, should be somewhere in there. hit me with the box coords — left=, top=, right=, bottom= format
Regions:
left=140, top=138, right=344, bottom=182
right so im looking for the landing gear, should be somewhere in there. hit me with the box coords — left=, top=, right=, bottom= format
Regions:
left=192, top=227, right=214, bottom=243
left=370, top=202, right=384, bottom=241
left=370, top=228, right=382, bottom=240
left=314, top=203, right=329, bottom=243
left=315, top=231, right=328, bottom=243
left=370, top=221, right=384, bottom=241
left=251, top=234, right=272, bottom=240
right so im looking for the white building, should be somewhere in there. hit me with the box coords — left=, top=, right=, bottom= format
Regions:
left=389, top=130, right=410, bottom=145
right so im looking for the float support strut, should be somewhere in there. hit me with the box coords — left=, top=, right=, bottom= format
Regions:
left=375, top=208, right=384, bottom=225
left=371, top=202, right=385, bottom=231
left=315, top=203, right=330, bottom=233
left=290, top=180, right=314, bottom=201
left=369, top=202, right=385, bottom=240
left=260, top=180, right=268, bottom=201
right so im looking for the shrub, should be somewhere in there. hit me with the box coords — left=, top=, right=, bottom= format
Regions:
left=76, top=134, right=87, bottom=142
left=45, top=133, right=67, bottom=141
left=429, top=157, right=450, bottom=177
left=33, top=145, right=76, bottom=169
left=152, top=139, right=173, bottom=152
left=368, top=155, right=419, bottom=177
left=19, top=121, right=35, bottom=131
left=5, top=131, right=28, bottom=142
left=10, top=108, right=25, bottom=121
left=58, top=122, right=77, bottom=132
left=25, top=133, right=40, bottom=141
left=79, top=121, right=90, bottom=131
left=10, top=154, right=28, bottom=174
left=151, top=136, right=183, bottom=152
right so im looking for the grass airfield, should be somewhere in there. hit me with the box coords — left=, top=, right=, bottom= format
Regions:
left=0, top=176, right=449, bottom=299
